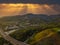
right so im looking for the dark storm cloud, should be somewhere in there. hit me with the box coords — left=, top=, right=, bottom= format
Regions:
left=0, top=0, right=60, bottom=4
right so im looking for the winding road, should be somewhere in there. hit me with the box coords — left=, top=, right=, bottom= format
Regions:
left=0, top=28, right=29, bottom=45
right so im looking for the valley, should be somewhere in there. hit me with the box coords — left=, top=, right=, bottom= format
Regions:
left=0, top=14, right=60, bottom=45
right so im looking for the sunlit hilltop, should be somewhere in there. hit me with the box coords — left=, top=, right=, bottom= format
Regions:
left=0, top=3, right=60, bottom=17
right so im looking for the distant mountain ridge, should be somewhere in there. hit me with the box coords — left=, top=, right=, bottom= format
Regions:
left=0, top=13, right=60, bottom=26
left=0, top=13, right=60, bottom=21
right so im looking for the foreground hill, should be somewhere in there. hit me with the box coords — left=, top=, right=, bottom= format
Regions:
left=10, top=27, right=60, bottom=45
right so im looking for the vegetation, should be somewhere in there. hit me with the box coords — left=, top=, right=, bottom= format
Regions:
left=0, top=14, right=60, bottom=45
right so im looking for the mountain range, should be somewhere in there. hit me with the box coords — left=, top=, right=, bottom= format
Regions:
left=0, top=13, right=60, bottom=24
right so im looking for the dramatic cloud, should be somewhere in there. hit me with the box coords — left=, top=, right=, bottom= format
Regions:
left=0, top=0, right=60, bottom=4
left=0, top=4, right=27, bottom=17
left=0, top=4, right=60, bottom=17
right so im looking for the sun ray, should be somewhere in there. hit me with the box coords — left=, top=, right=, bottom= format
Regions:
left=0, top=3, right=60, bottom=17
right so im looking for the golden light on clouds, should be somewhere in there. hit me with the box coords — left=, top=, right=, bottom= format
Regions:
left=0, top=4, right=27, bottom=17
left=0, top=3, right=59, bottom=17
left=27, top=4, right=59, bottom=14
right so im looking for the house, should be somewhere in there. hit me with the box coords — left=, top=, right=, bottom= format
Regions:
left=5, top=25, right=19, bottom=30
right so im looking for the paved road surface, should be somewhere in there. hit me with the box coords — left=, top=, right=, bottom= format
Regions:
left=0, top=28, right=29, bottom=45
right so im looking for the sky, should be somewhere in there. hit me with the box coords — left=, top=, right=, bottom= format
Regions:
left=0, top=0, right=60, bottom=17
left=0, top=0, right=60, bottom=4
